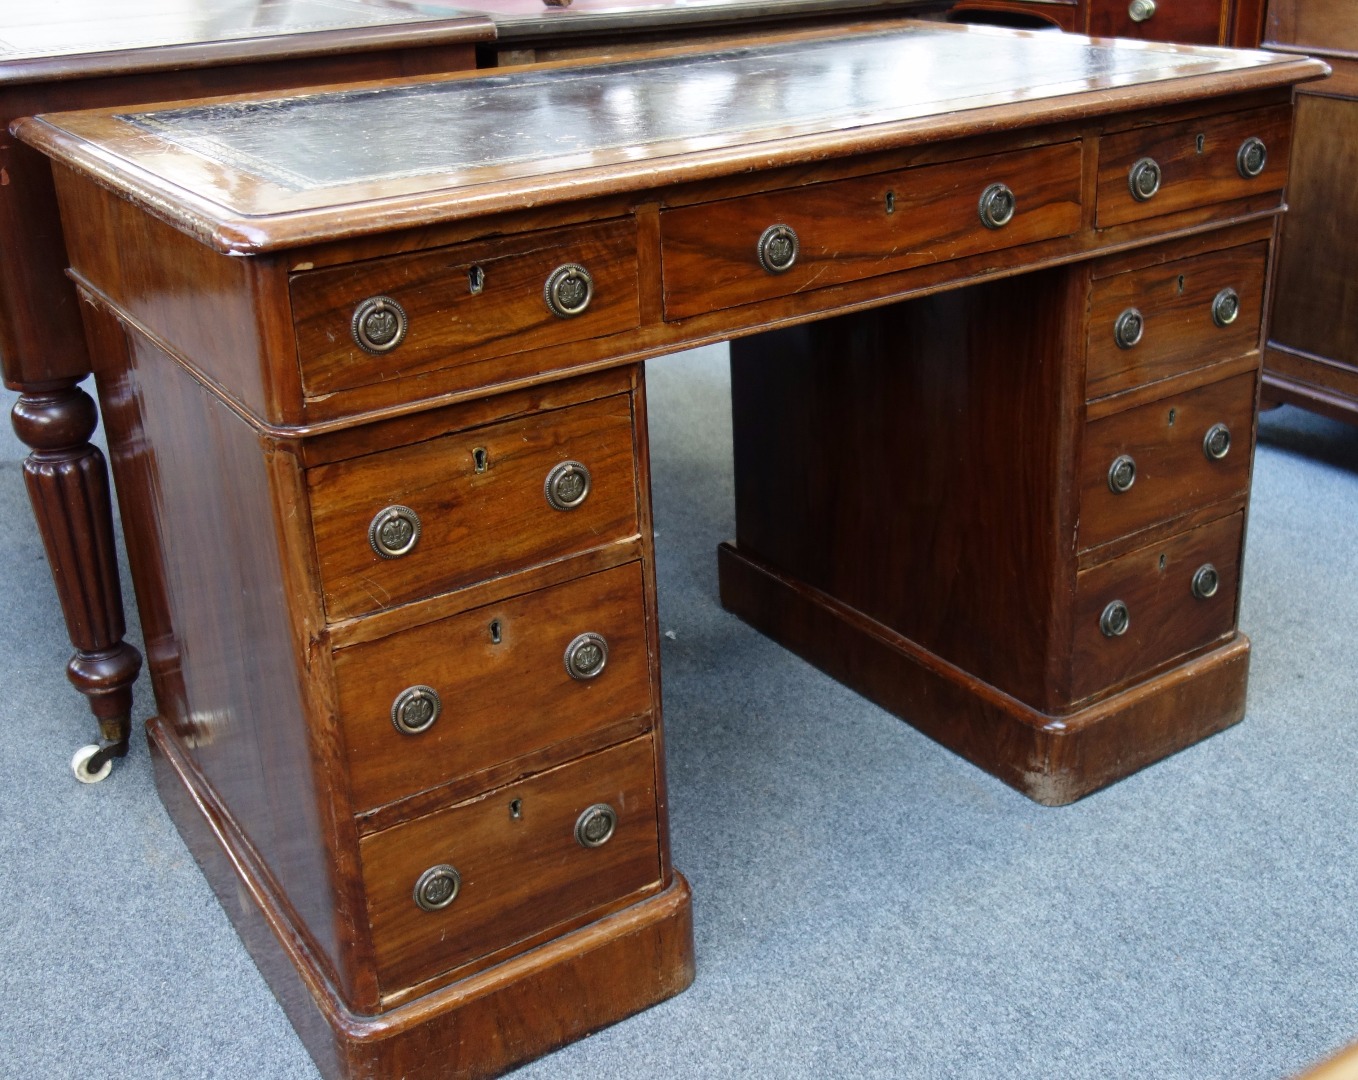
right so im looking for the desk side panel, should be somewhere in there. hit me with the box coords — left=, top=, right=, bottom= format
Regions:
left=96, top=325, right=364, bottom=1002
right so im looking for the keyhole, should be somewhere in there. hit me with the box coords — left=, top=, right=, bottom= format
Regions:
left=1177, top=275, right=1185, bottom=295
left=509, top=798, right=522, bottom=820
left=473, top=447, right=488, bottom=473
left=490, top=619, right=502, bottom=645
left=1159, top=554, right=1167, bottom=570
left=1168, top=407, right=1177, bottom=426
left=1196, top=133, right=1205, bottom=154
left=885, top=190, right=896, bottom=215
left=469, top=265, right=485, bottom=294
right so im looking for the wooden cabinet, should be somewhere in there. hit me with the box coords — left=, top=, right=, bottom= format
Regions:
left=1260, top=0, right=1358, bottom=423
left=951, top=0, right=1265, bottom=46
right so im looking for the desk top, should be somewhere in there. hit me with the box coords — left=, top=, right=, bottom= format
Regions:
left=15, top=23, right=1327, bottom=252
left=0, top=0, right=495, bottom=85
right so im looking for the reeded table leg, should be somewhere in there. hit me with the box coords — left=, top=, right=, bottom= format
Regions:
left=11, top=380, right=142, bottom=782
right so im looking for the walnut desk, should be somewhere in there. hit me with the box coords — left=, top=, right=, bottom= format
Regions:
left=16, top=25, right=1326, bottom=1080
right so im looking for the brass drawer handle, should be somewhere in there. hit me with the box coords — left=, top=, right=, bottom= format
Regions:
left=1237, top=137, right=1268, bottom=179
left=1108, top=454, right=1137, bottom=494
left=413, top=864, right=461, bottom=912
left=757, top=224, right=799, bottom=274
left=544, top=263, right=594, bottom=318
left=978, top=182, right=1016, bottom=229
left=564, top=632, right=608, bottom=681
left=1203, top=423, right=1232, bottom=461
left=1191, top=563, right=1220, bottom=600
left=1128, top=0, right=1156, bottom=21
left=351, top=295, right=407, bottom=355
left=544, top=460, right=592, bottom=511
left=391, top=685, right=441, bottom=735
left=368, top=504, right=422, bottom=559
left=1100, top=600, right=1130, bottom=638
left=1211, top=288, right=1240, bottom=328
left=575, top=803, right=618, bottom=848
left=1114, top=307, right=1144, bottom=350
left=1128, top=157, right=1162, bottom=202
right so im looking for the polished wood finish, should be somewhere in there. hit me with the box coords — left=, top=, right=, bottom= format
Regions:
left=1260, top=0, right=1358, bottom=423
left=0, top=2, right=493, bottom=773
left=951, top=0, right=1262, bottom=45
left=19, top=24, right=1323, bottom=1077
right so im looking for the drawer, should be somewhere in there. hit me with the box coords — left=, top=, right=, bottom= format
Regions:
left=360, top=735, right=662, bottom=994
left=309, top=392, right=639, bottom=620
left=333, top=562, right=654, bottom=814
left=291, top=219, right=641, bottom=397
left=1079, top=370, right=1254, bottom=550
left=1087, top=0, right=1227, bottom=45
left=660, top=141, right=1083, bottom=320
left=1097, top=105, right=1292, bottom=228
left=1087, top=240, right=1268, bottom=398
left=1069, top=510, right=1242, bottom=702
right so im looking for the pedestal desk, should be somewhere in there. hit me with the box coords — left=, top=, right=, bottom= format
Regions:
left=16, top=24, right=1325, bottom=1080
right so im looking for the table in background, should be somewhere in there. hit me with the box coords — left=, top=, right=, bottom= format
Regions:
left=17, top=24, right=1324, bottom=1079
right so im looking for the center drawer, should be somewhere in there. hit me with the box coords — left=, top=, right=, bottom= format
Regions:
left=308, top=392, right=640, bottom=620
left=359, top=735, right=662, bottom=996
left=333, top=561, right=654, bottom=814
left=660, top=140, right=1083, bottom=320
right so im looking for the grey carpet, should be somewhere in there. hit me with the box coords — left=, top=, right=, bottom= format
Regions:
left=1, top=346, right=1355, bottom=1079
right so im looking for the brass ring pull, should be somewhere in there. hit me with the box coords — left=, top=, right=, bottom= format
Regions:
left=1203, top=423, right=1232, bottom=461
left=1191, top=563, right=1220, bottom=600
left=1211, top=288, right=1240, bottom=328
left=1237, top=137, right=1267, bottom=179
left=757, top=224, right=799, bottom=274
left=368, top=505, right=421, bottom=559
left=413, top=865, right=461, bottom=912
left=564, top=632, right=608, bottom=681
left=1100, top=600, right=1130, bottom=638
left=391, top=685, right=441, bottom=735
left=1108, top=455, right=1137, bottom=494
left=1114, top=308, right=1145, bottom=350
left=351, top=295, right=407, bottom=354
left=575, top=803, right=618, bottom=848
left=544, top=263, right=594, bottom=318
left=978, top=182, right=1016, bottom=229
left=1128, top=157, right=1162, bottom=202
left=544, top=460, right=592, bottom=511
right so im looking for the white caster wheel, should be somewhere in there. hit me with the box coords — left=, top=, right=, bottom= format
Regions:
left=71, top=744, right=113, bottom=784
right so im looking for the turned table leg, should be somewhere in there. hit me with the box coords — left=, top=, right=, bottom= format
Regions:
left=11, top=380, right=142, bottom=782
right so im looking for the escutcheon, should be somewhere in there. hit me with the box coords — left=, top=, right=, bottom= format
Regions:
left=1203, top=423, right=1231, bottom=461
left=413, top=864, right=462, bottom=912
left=977, top=182, right=1016, bottom=229
left=1100, top=600, right=1130, bottom=638
left=1191, top=563, right=1220, bottom=600
left=564, top=632, right=609, bottom=680
left=1236, top=137, right=1267, bottom=179
left=368, top=505, right=422, bottom=559
left=1128, top=157, right=1162, bottom=202
left=391, top=685, right=442, bottom=735
left=351, top=295, right=407, bottom=354
left=544, top=460, right=592, bottom=511
left=575, top=803, right=618, bottom=848
left=756, top=224, right=799, bottom=274
left=544, top=263, right=594, bottom=318
left=1211, top=288, right=1240, bottom=327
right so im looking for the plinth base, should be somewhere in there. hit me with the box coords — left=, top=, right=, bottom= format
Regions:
left=148, top=716, right=695, bottom=1080
left=718, top=542, right=1250, bottom=806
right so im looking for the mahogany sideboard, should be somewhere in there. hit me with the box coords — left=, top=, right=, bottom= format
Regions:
left=16, top=24, right=1325, bottom=1080
left=1, top=0, right=956, bottom=782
